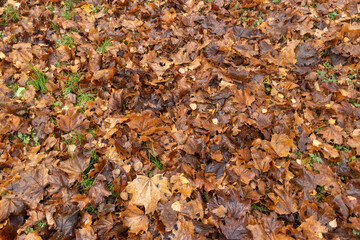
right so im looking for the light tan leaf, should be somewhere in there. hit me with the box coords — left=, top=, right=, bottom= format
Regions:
left=126, top=174, right=171, bottom=214
left=170, top=173, right=193, bottom=199
left=278, top=40, right=299, bottom=66
left=122, top=19, right=143, bottom=31
left=270, top=134, right=294, bottom=157
left=299, top=216, right=328, bottom=238
left=17, top=232, right=42, bottom=240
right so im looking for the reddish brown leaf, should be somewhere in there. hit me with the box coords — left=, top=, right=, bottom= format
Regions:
left=57, top=108, right=89, bottom=132
left=122, top=204, right=149, bottom=234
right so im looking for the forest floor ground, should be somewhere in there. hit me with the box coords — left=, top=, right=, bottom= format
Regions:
left=1, top=0, right=360, bottom=239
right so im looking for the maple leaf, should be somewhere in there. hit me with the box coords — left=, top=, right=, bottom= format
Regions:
left=270, top=134, right=294, bottom=157
left=9, top=45, right=33, bottom=70
left=299, top=216, right=328, bottom=239
left=89, top=182, right=112, bottom=204
left=75, top=226, right=97, bottom=240
left=299, top=201, right=335, bottom=226
left=251, top=147, right=272, bottom=173
left=55, top=211, right=79, bottom=236
left=126, top=112, right=159, bottom=133
left=269, top=183, right=298, bottom=215
left=221, top=217, right=252, bottom=240
left=105, top=146, right=124, bottom=166
left=59, top=152, right=90, bottom=183
left=47, top=169, right=71, bottom=195
left=278, top=40, right=299, bottom=66
left=125, top=174, right=171, bottom=214
left=231, top=164, right=256, bottom=184
left=122, top=204, right=149, bottom=234
left=17, top=232, right=43, bottom=240
left=0, top=196, right=25, bottom=221
left=71, top=194, right=90, bottom=210
left=18, top=210, right=45, bottom=233
left=313, top=163, right=341, bottom=195
left=93, top=214, right=115, bottom=236
left=6, top=165, right=49, bottom=208
left=181, top=199, right=204, bottom=220
left=319, top=125, right=346, bottom=145
left=293, top=168, right=317, bottom=197
left=93, top=213, right=128, bottom=238
left=159, top=202, right=178, bottom=232
left=108, top=89, right=124, bottom=111
left=122, top=19, right=143, bottom=31
left=57, top=108, right=89, bottom=132
left=0, top=113, right=21, bottom=134
left=208, top=190, right=251, bottom=239
left=93, top=68, right=117, bottom=82
left=171, top=216, right=196, bottom=240
left=247, top=212, right=285, bottom=240
left=170, top=173, right=193, bottom=199
left=3, top=0, right=360, bottom=238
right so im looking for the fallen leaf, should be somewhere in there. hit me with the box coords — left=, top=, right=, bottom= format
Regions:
left=122, top=204, right=149, bottom=234
left=270, top=134, right=294, bottom=157
left=57, top=108, right=89, bottom=132
left=126, top=174, right=171, bottom=214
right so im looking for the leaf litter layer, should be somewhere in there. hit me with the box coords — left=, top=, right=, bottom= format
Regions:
left=0, top=0, right=360, bottom=239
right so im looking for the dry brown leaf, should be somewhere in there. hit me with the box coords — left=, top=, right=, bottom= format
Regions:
left=270, top=134, right=294, bottom=157
left=126, top=174, right=171, bottom=214
left=122, top=204, right=149, bottom=234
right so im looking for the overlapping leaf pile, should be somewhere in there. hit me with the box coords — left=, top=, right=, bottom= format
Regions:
left=0, top=0, right=360, bottom=239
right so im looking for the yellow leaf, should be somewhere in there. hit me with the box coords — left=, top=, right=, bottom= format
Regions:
left=171, top=173, right=193, bottom=199
left=81, top=3, right=94, bottom=14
